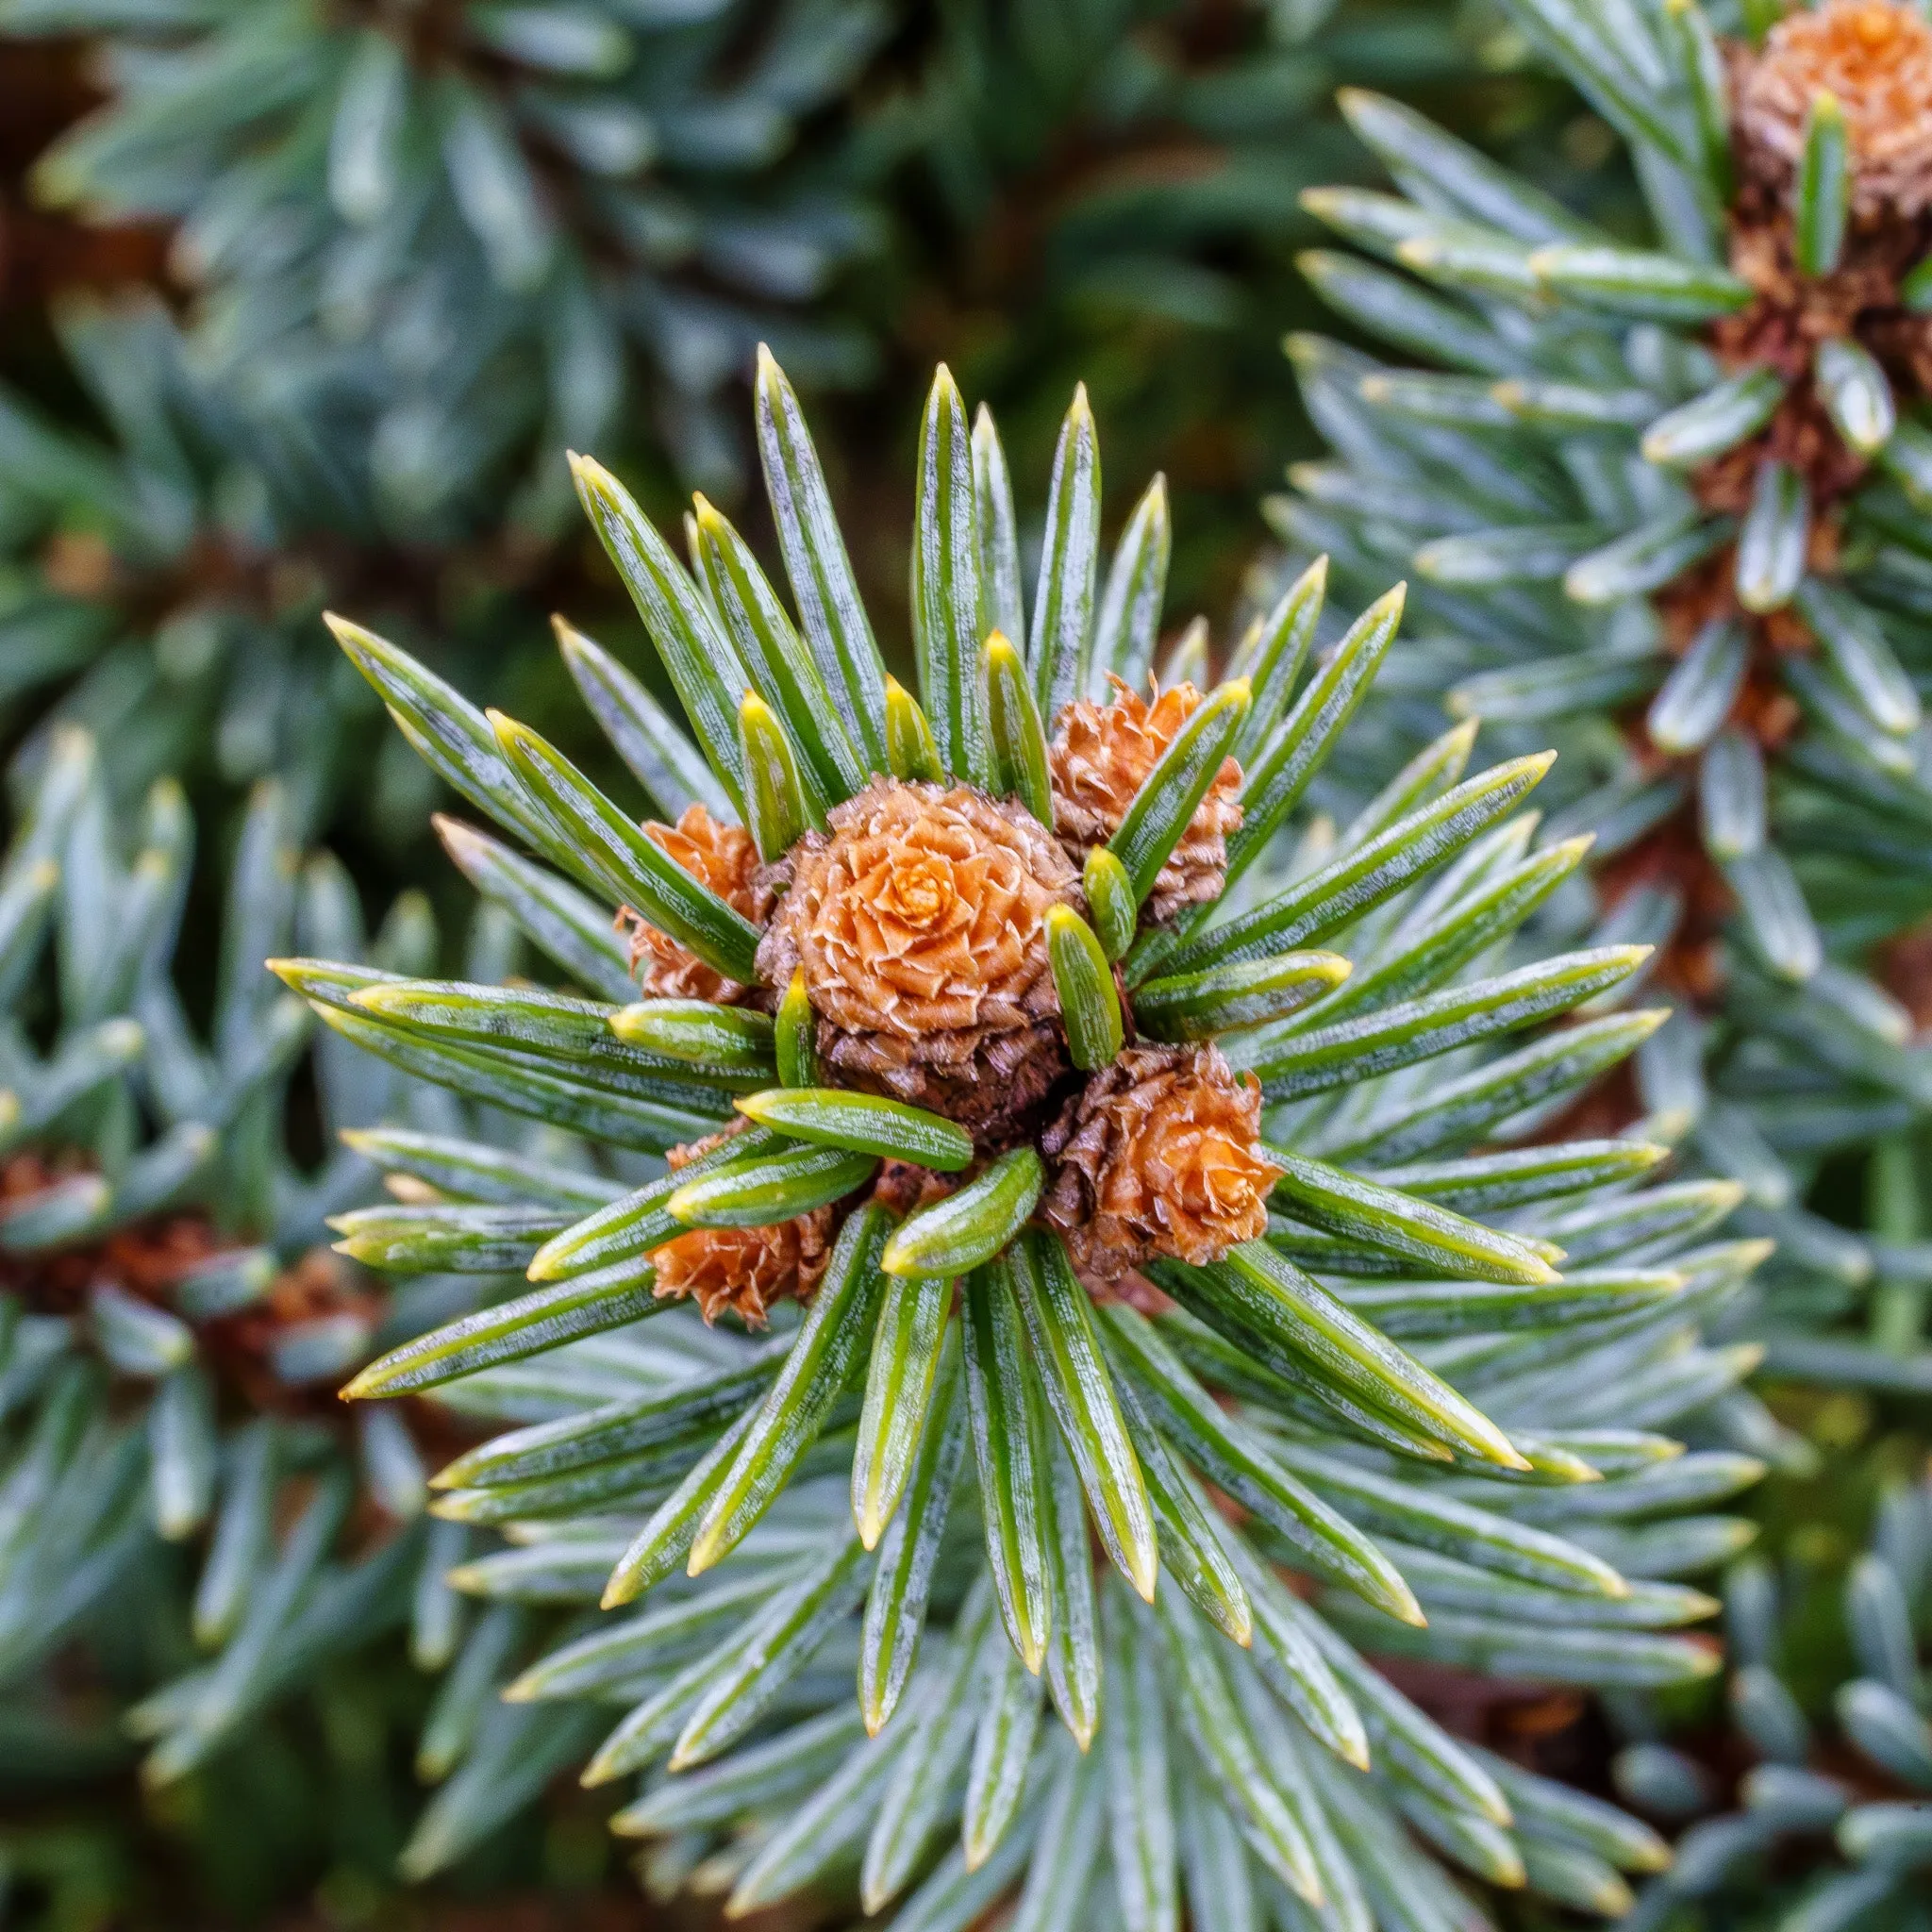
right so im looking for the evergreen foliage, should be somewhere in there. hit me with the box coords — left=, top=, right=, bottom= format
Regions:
left=5, top=0, right=891, bottom=519
left=276, top=359, right=1769, bottom=1922
left=0, top=299, right=389, bottom=823
left=1611, top=1461, right=1932, bottom=1931
left=1279, top=0, right=1932, bottom=1412
left=5, top=4, right=1932, bottom=1926
left=0, top=735, right=514, bottom=1917
left=865, top=0, right=1490, bottom=593
left=0, top=0, right=1496, bottom=855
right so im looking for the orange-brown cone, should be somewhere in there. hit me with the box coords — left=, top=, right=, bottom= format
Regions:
left=622, top=804, right=775, bottom=1005
left=755, top=778, right=1078, bottom=1133
left=647, top=1127, right=832, bottom=1326
left=1048, top=678, right=1241, bottom=924
left=1041, top=1041, right=1282, bottom=1282
left=1733, top=0, right=1932, bottom=220
left=649, top=1221, right=834, bottom=1326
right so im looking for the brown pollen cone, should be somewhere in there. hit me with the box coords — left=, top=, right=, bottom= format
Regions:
left=1880, top=918, right=1932, bottom=1033
left=621, top=804, right=775, bottom=1005
left=1041, top=1042, right=1282, bottom=1283
left=0, top=1152, right=225, bottom=1314
left=756, top=778, right=1078, bottom=1134
left=1695, top=4, right=1932, bottom=531
left=1049, top=678, right=1243, bottom=924
left=648, top=1128, right=832, bottom=1326
left=1733, top=0, right=1932, bottom=222
left=208, top=1249, right=387, bottom=1420
left=1592, top=2, right=1932, bottom=1021
left=1702, top=199, right=1932, bottom=512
